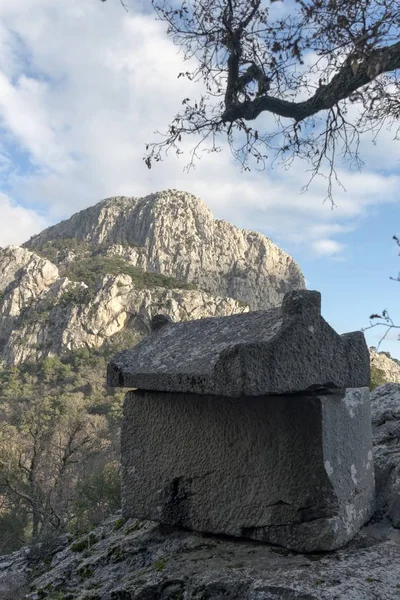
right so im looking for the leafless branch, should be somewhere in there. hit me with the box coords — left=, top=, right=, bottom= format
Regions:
left=364, top=233, right=400, bottom=349
left=99, top=0, right=129, bottom=12
left=145, top=0, right=400, bottom=203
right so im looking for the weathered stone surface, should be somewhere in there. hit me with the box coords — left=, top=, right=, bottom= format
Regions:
left=24, top=190, right=305, bottom=310
left=371, top=383, right=400, bottom=527
left=121, top=386, right=374, bottom=552
left=4, top=513, right=400, bottom=600
left=0, top=246, right=60, bottom=359
left=108, top=290, right=370, bottom=396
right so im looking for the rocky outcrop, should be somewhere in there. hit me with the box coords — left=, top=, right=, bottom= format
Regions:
left=371, top=383, right=400, bottom=527
left=0, top=246, right=59, bottom=306
left=2, top=510, right=400, bottom=600
left=0, top=247, right=60, bottom=358
left=24, top=190, right=305, bottom=310
left=0, top=248, right=247, bottom=364
left=370, top=347, right=400, bottom=383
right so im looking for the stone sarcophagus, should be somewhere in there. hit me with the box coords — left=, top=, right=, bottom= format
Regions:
left=108, top=290, right=375, bottom=552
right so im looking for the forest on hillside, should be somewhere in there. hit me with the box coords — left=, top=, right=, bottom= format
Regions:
left=0, top=338, right=132, bottom=555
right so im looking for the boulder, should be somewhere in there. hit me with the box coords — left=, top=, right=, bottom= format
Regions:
left=371, top=383, right=400, bottom=526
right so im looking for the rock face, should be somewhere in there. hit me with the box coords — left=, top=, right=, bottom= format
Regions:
left=24, top=190, right=305, bottom=310
left=0, top=250, right=247, bottom=365
left=370, top=347, right=400, bottom=383
left=0, top=246, right=60, bottom=361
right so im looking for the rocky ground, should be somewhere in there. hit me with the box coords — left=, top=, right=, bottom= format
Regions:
left=3, top=512, right=400, bottom=600
left=1, top=383, right=400, bottom=600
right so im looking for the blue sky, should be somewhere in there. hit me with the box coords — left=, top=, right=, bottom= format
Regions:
left=0, top=0, right=399, bottom=356
left=289, top=204, right=400, bottom=353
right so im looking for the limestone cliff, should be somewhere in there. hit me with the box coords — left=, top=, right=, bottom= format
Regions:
left=0, top=246, right=248, bottom=366
left=24, top=190, right=305, bottom=310
left=0, top=190, right=305, bottom=365
left=370, top=347, right=400, bottom=383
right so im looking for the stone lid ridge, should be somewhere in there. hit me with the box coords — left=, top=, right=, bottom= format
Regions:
left=107, top=290, right=370, bottom=397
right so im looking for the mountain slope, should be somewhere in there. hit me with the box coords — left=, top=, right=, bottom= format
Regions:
left=370, top=347, right=400, bottom=384
left=0, top=246, right=247, bottom=366
left=0, top=189, right=305, bottom=366
left=24, top=189, right=305, bottom=310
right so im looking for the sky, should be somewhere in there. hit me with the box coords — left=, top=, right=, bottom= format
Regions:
left=0, top=0, right=400, bottom=356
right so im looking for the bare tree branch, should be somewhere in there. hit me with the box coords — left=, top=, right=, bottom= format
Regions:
left=364, top=235, right=400, bottom=350
left=143, top=0, right=400, bottom=202
left=99, top=0, right=129, bottom=12
left=221, top=41, right=400, bottom=123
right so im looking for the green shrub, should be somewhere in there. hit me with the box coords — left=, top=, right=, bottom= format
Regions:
left=64, top=255, right=196, bottom=292
left=153, top=558, right=167, bottom=572
left=370, top=365, right=388, bottom=390
left=107, top=545, right=127, bottom=563
left=19, top=306, right=52, bottom=326
left=124, top=521, right=145, bottom=535
left=57, top=285, right=94, bottom=307
left=78, top=566, right=94, bottom=579
left=34, top=238, right=91, bottom=263
left=114, top=518, right=126, bottom=531
left=71, top=533, right=98, bottom=552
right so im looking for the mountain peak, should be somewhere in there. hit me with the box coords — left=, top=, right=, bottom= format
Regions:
left=0, top=190, right=305, bottom=364
left=24, top=189, right=304, bottom=310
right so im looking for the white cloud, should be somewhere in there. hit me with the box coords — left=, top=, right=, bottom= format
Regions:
left=0, top=73, right=75, bottom=171
left=0, top=192, right=47, bottom=246
left=0, top=0, right=397, bottom=256
left=311, top=239, right=346, bottom=257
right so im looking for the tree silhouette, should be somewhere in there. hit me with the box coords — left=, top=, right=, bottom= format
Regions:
left=142, top=0, right=400, bottom=202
